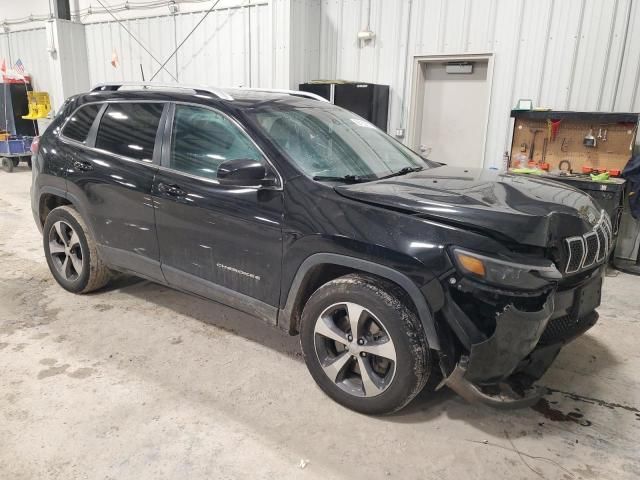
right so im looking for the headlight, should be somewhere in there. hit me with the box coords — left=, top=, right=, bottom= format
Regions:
left=451, top=247, right=561, bottom=290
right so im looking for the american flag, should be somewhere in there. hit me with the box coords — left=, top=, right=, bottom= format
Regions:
left=14, top=59, right=25, bottom=74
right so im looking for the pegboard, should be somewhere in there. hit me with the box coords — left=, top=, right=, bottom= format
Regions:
left=509, top=113, right=638, bottom=173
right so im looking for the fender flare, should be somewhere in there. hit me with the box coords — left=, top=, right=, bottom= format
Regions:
left=280, top=253, right=440, bottom=350
left=35, top=186, right=69, bottom=226
left=37, top=188, right=98, bottom=239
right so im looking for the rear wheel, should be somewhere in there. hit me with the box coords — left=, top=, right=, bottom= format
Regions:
left=300, top=274, right=433, bottom=415
left=43, top=206, right=112, bottom=293
left=2, top=157, right=13, bottom=172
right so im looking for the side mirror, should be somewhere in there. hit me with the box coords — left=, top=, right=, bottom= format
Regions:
left=217, top=158, right=268, bottom=187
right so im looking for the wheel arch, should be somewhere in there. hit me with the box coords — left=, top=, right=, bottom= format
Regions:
left=37, top=189, right=96, bottom=238
left=279, top=253, right=440, bottom=350
left=38, top=188, right=72, bottom=228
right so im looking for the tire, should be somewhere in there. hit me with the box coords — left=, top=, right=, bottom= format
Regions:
left=12, top=158, right=19, bottom=167
left=26, top=157, right=32, bottom=169
left=2, top=157, right=13, bottom=173
left=300, top=274, right=433, bottom=415
left=43, top=206, right=112, bottom=294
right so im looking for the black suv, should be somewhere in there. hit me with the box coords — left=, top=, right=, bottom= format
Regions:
left=31, top=83, right=609, bottom=414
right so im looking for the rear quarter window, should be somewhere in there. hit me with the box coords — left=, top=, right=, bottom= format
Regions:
left=61, top=103, right=102, bottom=143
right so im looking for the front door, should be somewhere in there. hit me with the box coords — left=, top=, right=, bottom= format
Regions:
left=152, top=103, right=284, bottom=324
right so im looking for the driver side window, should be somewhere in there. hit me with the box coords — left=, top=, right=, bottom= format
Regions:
left=170, top=105, right=264, bottom=180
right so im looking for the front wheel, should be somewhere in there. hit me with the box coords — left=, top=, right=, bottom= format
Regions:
left=300, top=274, right=433, bottom=415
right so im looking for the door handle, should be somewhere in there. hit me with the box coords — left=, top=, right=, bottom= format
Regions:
left=158, top=182, right=186, bottom=197
left=73, top=159, right=93, bottom=172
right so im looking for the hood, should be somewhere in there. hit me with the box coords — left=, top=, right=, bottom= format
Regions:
left=335, top=166, right=601, bottom=247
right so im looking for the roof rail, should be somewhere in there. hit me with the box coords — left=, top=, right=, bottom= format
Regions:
left=236, top=87, right=329, bottom=102
left=90, top=82, right=234, bottom=101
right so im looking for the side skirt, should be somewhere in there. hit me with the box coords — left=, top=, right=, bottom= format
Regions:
left=162, top=265, right=278, bottom=326
left=97, top=245, right=278, bottom=326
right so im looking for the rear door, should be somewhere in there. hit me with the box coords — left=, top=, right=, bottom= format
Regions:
left=65, top=101, right=167, bottom=281
left=152, top=103, right=284, bottom=323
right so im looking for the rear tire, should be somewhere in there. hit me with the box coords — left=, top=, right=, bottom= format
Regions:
left=300, top=274, right=433, bottom=415
left=43, top=206, right=112, bottom=293
left=2, top=157, right=13, bottom=172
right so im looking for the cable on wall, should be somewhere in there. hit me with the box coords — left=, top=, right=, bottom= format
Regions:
left=149, top=0, right=222, bottom=80
left=94, top=0, right=178, bottom=81
left=1, top=0, right=230, bottom=26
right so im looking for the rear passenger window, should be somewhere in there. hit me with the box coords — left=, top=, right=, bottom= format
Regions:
left=62, top=104, right=102, bottom=143
left=169, top=104, right=263, bottom=179
left=95, top=103, right=164, bottom=162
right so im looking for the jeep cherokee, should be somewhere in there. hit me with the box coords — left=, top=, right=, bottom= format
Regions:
left=31, top=82, right=609, bottom=414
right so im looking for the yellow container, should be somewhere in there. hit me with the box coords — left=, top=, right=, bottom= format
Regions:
left=22, top=91, right=51, bottom=120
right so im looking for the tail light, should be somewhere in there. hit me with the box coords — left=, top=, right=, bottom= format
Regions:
left=31, top=136, right=40, bottom=154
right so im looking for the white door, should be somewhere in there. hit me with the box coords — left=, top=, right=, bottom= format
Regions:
left=416, top=61, right=489, bottom=168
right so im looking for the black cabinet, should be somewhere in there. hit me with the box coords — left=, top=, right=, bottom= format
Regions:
left=299, top=81, right=389, bottom=131
left=0, top=81, right=38, bottom=136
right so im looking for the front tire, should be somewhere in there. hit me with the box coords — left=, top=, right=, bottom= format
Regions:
left=43, top=206, right=112, bottom=293
left=300, top=274, right=433, bottom=415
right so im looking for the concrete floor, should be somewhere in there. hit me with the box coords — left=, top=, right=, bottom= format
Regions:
left=1, top=168, right=639, bottom=480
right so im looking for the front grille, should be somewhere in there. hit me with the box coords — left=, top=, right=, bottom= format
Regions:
left=563, top=211, right=612, bottom=274
left=565, top=237, right=584, bottom=273
left=539, top=311, right=598, bottom=345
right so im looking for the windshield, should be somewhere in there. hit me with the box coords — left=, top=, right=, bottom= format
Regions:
left=245, top=104, right=435, bottom=180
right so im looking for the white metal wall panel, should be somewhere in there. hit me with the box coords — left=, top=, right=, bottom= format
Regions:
left=85, top=15, right=178, bottom=85
left=270, top=0, right=292, bottom=87
left=0, top=28, right=50, bottom=92
left=319, top=0, right=640, bottom=168
left=84, top=3, right=272, bottom=89
left=615, top=0, right=640, bottom=111
left=483, top=0, right=523, bottom=165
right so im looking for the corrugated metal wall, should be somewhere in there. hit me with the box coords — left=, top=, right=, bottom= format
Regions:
left=83, top=1, right=277, bottom=88
left=3, top=0, right=640, bottom=169
left=318, top=0, right=640, bottom=167
left=0, top=27, right=50, bottom=92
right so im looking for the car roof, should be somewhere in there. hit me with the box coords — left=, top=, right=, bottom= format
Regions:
left=74, top=83, right=329, bottom=111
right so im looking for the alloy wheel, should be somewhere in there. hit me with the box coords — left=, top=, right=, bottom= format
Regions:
left=313, top=302, right=397, bottom=397
left=48, top=221, right=84, bottom=282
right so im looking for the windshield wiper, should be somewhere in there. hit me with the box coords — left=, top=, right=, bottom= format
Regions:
left=312, top=174, right=370, bottom=183
left=378, top=166, right=424, bottom=180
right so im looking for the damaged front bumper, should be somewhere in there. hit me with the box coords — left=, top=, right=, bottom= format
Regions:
left=438, top=266, right=604, bottom=408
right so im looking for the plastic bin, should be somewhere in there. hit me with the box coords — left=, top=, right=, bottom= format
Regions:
left=0, top=136, right=32, bottom=155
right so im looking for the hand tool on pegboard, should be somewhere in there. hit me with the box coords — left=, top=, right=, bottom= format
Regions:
left=541, top=137, right=549, bottom=170
left=559, top=159, right=572, bottom=174
left=547, top=119, right=561, bottom=142
left=583, top=127, right=597, bottom=148
left=529, top=128, right=542, bottom=162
